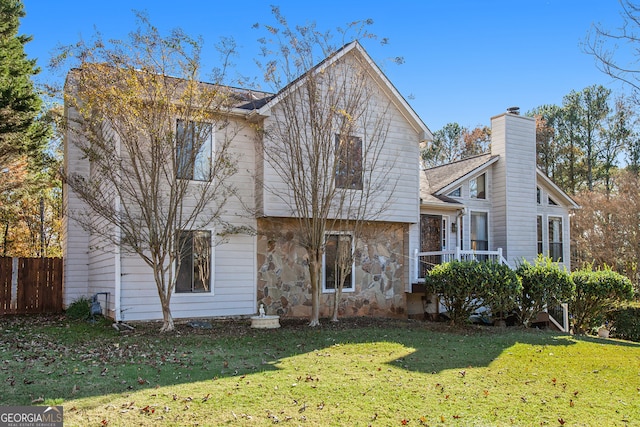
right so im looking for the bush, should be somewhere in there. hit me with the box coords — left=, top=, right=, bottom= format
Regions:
left=65, top=296, right=91, bottom=320
left=571, top=265, right=634, bottom=334
left=425, top=261, right=521, bottom=326
left=425, top=261, right=484, bottom=326
left=515, top=255, right=574, bottom=327
left=607, top=306, right=640, bottom=342
left=478, top=262, right=522, bottom=323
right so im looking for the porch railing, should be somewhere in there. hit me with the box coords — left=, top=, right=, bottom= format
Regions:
left=413, top=248, right=569, bottom=332
left=415, top=247, right=511, bottom=282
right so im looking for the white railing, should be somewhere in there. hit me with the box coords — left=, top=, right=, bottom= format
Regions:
left=415, top=247, right=511, bottom=281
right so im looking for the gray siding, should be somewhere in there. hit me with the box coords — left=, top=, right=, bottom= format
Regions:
left=62, top=105, right=90, bottom=307
left=491, top=113, right=537, bottom=265
left=116, top=119, right=258, bottom=322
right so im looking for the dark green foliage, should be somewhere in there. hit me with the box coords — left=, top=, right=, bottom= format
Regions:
left=607, top=306, right=640, bottom=342
left=571, top=265, right=634, bottom=333
left=515, top=255, right=574, bottom=326
left=477, top=262, right=522, bottom=322
left=425, top=261, right=484, bottom=325
left=425, top=261, right=521, bottom=325
left=0, top=0, right=45, bottom=162
left=65, top=296, right=91, bottom=320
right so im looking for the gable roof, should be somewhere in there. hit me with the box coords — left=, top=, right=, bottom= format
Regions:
left=422, top=154, right=499, bottom=195
left=257, top=41, right=431, bottom=141
left=536, top=169, right=580, bottom=209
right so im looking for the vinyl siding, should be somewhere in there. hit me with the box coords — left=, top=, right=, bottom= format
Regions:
left=260, top=54, right=421, bottom=224
left=491, top=113, right=537, bottom=265
left=116, top=118, right=257, bottom=322
left=62, top=105, right=90, bottom=307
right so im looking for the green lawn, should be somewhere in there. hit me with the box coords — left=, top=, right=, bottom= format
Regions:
left=1, top=316, right=638, bottom=426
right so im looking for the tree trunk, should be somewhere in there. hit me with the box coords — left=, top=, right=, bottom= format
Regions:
left=331, top=287, right=342, bottom=322
left=160, top=301, right=175, bottom=332
left=308, top=250, right=322, bottom=327
left=155, top=268, right=175, bottom=332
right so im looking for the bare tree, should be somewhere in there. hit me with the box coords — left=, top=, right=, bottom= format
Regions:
left=585, top=1, right=640, bottom=104
left=56, top=14, right=243, bottom=332
left=256, top=9, right=398, bottom=326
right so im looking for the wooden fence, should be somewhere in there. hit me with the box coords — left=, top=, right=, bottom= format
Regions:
left=0, top=257, right=63, bottom=315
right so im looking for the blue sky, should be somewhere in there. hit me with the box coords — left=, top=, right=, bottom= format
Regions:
left=21, top=0, right=630, bottom=132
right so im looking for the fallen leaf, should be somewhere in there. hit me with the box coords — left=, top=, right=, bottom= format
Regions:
left=558, top=418, right=566, bottom=425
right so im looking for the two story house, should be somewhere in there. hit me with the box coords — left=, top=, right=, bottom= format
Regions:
left=62, top=42, right=577, bottom=323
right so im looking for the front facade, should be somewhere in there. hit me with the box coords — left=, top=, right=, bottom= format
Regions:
left=63, top=44, right=576, bottom=322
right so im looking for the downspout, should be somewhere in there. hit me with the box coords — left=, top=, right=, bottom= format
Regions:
left=114, top=196, right=122, bottom=322
left=114, top=131, right=122, bottom=322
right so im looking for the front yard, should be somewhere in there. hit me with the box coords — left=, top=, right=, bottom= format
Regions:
left=1, top=315, right=639, bottom=426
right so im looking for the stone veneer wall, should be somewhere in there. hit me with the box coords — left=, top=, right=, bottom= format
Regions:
left=257, top=218, right=408, bottom=319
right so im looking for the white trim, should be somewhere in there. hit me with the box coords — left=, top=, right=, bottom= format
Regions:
left=322, top=231, right=356, bottom=294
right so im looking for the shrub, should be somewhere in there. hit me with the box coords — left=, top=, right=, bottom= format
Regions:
left=478, top=262, right=522, bottom=323
left=515, top=255, right=574, bottom=327
left=571, top=265, right=634, bottom=334
left=425, top=261, right=484, bottom=326
left=607, top=305, right=640, bottom=342
left=65, top=296, right=91, bottom=320
left=425, top=261, right=521, bottom=326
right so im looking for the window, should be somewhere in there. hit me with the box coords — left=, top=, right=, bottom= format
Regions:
left=548, top=196, right=558, bottom=206
left=537, top=215, right=543, bottom=255
left=448, top=187, right=461, bottom=197
left=335, top=134, right=363, bottom=190
left=548, top=217, right=563, bottom=262
left=470, top=174, right=486, bottom=199
left=176, top=230, right=211, bottom=293
left=536, top=187, right=541, bottom=204
left=323, top=233, right=354, bottom=292
left=470, top=211, right=488, bottom=251
left=176, top=120, right=213, bottom=181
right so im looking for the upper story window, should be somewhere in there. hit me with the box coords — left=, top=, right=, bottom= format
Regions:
left=176, top=230, right=212, bottom=293
left=448, top=187, right=461, bottom=197
left=470, top=174, right=486, bottom=199
left=548, top=196, right=558, bottom=206
left=176, top=120, right=213, bottom=181
left=335, top=134, right=363, bottom=190
left=537, top=187, right=541, bottom=204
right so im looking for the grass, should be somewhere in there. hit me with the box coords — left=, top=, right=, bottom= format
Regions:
left=1, top=315, right=639, bottom=426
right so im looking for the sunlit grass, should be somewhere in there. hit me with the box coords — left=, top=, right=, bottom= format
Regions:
left=2, top=316, right=639, bottom=426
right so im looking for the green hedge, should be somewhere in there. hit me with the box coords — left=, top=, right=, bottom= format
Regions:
left=571, top=265, right=634, bottom=334
left=425, top=261, right=520, bottom=326
left=515, top=255, right=574, bottom=327
left=606, top=306, right=640, bottom=342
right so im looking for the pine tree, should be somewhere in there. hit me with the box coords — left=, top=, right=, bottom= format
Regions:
left=0, top=0, right=44, bottom=170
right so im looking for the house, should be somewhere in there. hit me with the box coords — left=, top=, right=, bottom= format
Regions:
left=62, top=41, right=577, bottom=323
left=406, top=111, right=579, bottom=318
left=63, top=41, right=430, bottom=322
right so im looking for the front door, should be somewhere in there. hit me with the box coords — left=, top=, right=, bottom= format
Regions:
left=420, top=214, right=442, bottom=276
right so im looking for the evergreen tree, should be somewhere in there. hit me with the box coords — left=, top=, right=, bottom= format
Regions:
left=0, top=0, right=44, bottom=170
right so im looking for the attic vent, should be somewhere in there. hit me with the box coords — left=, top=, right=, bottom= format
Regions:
left=507, top=106, right=520, bottom=115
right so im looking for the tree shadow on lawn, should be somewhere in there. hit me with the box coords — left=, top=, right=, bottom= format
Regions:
left=2, top=315, right=637, bottom=405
